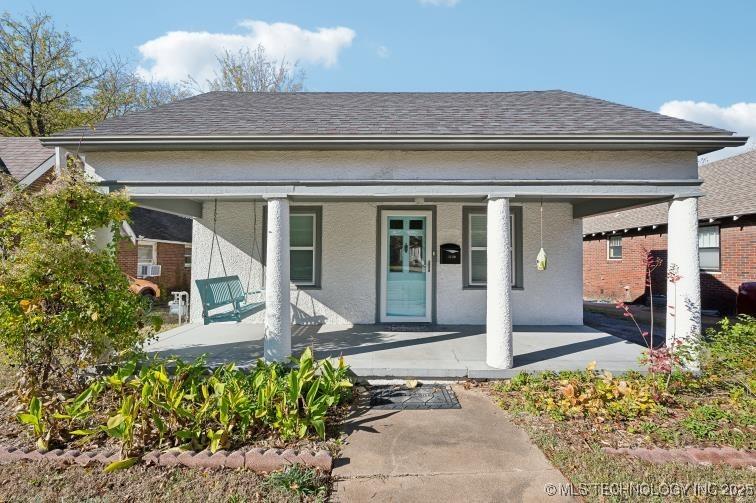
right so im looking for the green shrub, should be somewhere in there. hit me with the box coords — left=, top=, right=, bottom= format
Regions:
left=701, top=315, right=755, bottom=394
left=0, top=160, right=158, bottom=398
left=18, top=348, right=352, bottom=458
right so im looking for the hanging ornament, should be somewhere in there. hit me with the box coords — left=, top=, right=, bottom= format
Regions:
left=536, top=199, right=548, bottom=271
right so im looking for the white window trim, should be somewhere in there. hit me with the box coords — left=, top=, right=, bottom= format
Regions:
left=698, top=225, right=721, bottom=272
left=467, top=213, right=516, bottom=287
left=137, top=241, right=158, bottom=278
left=607, top=235, right=623, bottom=260
left=290, top=212, right=317, bottom=286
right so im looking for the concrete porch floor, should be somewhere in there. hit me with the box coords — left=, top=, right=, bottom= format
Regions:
left=145, top=323, right=645, bottom=379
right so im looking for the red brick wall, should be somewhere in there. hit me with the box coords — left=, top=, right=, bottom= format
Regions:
left=154, top=242, right=191, bottom=294
left=583, top=231, right=667, bottom=303
left=115, top=239, right=191, bottom=299
left=583, top=215, right=756, bottom=314
left=116, top=240, right=138, bottom=278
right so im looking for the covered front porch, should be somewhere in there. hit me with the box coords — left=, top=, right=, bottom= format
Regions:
left=145, top=323, right=645, bottom=379
left=76, top=148, right=710, bottom=374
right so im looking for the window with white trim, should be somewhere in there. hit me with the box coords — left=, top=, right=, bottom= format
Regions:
left=698, top=226, right=720, bottom=271
left=290, top=213, right=317, bottom=285
left=466, top=213, right=516, bottom=286
left=608, top=236, right=622, bottom=259
left=137, top=243, right=161, bottom=278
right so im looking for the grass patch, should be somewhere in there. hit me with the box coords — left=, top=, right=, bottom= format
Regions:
left=527, top=426, right=755, bottom=503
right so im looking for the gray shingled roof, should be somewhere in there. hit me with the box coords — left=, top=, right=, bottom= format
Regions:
left=583, top=149, right=756, bottom=234
left=130, top=207, right=192, bottom=243
left=55, top=91, right=731, bottom=137
left=0, top=137, right=53, bottom=182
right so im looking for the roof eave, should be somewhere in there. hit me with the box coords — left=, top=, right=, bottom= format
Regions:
left=41, top=134, right=748, bottom=154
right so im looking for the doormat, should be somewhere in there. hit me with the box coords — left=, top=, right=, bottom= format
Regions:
left=380, top=324, right=434, bottom=332
left=369, top=384, right=461, bottom=410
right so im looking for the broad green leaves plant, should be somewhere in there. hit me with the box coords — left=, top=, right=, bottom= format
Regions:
left=18, top=350, right=352, bottom=461
left=17, top=396, right=49, bottom=450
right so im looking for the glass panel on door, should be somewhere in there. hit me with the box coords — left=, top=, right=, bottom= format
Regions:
left=386, top=216, right=427, bottom=318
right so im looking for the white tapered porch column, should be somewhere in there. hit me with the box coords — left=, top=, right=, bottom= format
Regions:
left=264, top=196, right=291, bottom=361
left=486, top=196, right=514, bottom=369
left=666, top=197, right=701, bottom=347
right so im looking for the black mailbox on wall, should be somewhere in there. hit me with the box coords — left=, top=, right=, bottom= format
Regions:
left=440, top=243, right=461, bottom=264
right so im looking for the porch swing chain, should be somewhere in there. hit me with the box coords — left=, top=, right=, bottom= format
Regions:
left=206, top=199, right=230, bottom=280
left=245, top=201, right=263, bottom=294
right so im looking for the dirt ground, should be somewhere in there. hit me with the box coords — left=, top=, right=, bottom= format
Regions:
left=0, top=462, right=300, bottom=503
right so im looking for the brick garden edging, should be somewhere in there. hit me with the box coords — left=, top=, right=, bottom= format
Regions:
left=603, top=446, right=756, bottom=468
left=0, top=445, right=332, bottom=472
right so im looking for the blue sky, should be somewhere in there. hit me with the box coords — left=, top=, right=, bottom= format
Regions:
left=5, top=0, right=756, bottom=156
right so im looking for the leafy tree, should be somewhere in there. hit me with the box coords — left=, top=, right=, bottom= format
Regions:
left=0, top=11, right=99, bottom=136
left=0, top=11, right=188, bottom=137
left=0, top=156, right=158, bottom=397
left=188, top=45, right=305, bottom=93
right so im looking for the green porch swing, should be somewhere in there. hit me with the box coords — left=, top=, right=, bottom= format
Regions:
left=195, top=200, right=265, bottom=325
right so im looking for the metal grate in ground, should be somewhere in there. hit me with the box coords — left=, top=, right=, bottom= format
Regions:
left=369, top=384, right=461, bottom=410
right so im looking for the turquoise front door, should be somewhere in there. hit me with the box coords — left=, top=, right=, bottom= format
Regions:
left=381, top=213, right=432, bottom=322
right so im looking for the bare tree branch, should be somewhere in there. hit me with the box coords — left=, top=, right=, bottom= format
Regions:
left=186, top=45, right=305, bottom=93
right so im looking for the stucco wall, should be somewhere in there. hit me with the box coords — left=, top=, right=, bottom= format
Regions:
left=190, top=201, right=583, bottom=325
left=86, top=150, right=698, bottom=183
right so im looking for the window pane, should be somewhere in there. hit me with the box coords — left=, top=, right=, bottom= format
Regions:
left=409, top=219, right=424, bottom=230
left=138, top=245, right=153, bottom=263
left=699, top=248, right=720, bottom=270
left=408, top=235, right=424, bottom=273
left=698, top=227, right=719, bottom=248
left=470, top=215, right=487, bottom=247
left=290, top=215, right=314, bottom=247
left=471, top=250, right=487, bottom=283
left=389, top=219, right=403, bottom=230
left=389, top=235, right=403, bottom=272
left=608, top=236, right=622, bottom=259
left=290, top=250, right=314, bottom=282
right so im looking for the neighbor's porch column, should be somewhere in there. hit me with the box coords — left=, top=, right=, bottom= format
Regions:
left=264, top=196, right=291, bottom=361
left=486, top=196, right=514, bottom=369
left=665, top=197, right=701, bottom=347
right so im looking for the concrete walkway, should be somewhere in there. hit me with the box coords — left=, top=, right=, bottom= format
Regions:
left=332, top=386, right=573, bottom=502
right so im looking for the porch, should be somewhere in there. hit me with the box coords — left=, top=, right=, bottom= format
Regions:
left=145, top=323, right=645, bottom=379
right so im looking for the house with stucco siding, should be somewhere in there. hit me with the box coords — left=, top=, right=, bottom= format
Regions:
left=41, top=91, right=748, bottom=373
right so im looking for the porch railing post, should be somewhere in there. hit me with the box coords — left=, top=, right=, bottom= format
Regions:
left=486, top=196, right=514, bottom=369
left=264, top=195, right=292, bottom=361
left=666, top=197, right=701, bottom=350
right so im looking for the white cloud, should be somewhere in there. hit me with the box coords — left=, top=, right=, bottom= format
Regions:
left=136, top=20, right=356, bottom=84
left=376, top=45, right=390, bottom=59
left=659, top=100, right=756, bottom=162
left=419, top=0, right=460, bottom=6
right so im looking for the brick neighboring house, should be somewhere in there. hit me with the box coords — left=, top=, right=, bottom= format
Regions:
left=118, top=207, right=193, bottom=298
left=583, top=149, right=756, bottom=314
left=1, top=136, right=192, bottom=299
